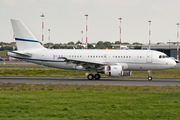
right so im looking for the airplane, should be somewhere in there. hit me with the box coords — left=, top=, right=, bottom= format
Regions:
left=7, top=19, right=176, bottom=81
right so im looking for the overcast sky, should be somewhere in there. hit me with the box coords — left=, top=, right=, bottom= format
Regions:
left=1, top=0, right=180, bottom=44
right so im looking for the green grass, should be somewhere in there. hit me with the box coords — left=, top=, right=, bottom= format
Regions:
left=0, top=51, right=7, bottom=57
left=1, top=83, right=180, bottom=119
left=0, top=66, right=87, bottom=77
left=0, top=66, right=179, bottom=79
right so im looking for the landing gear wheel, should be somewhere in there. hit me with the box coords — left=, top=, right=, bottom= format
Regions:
left=148, top=76, right=152, bottom=81
left=87, top=74, right=94, bottom=80
left=94, top=74, right=101, bottom=80
left=147, top=70, right=152, bottom=81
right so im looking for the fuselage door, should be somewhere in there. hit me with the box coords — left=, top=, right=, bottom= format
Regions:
left=146, top=52, right=152, bottom=63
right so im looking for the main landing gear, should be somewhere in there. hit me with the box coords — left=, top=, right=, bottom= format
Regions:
left=87, top=73, right=101, bottom=80
left=147, top=70, right=152, bottom=81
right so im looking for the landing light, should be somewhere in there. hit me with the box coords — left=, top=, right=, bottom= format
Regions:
left=105, top=48, right=108, bottom=50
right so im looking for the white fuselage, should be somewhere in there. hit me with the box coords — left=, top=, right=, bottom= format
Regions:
left=7, top=49, right=176, bottom=71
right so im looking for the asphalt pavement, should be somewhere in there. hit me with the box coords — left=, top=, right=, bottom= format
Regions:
left=0, top=76, right=180, bottom=86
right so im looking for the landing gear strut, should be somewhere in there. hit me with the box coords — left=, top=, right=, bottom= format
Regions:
left=147, top=70, right=152, bottom=81
left=87, top=73, right=101, bottom=80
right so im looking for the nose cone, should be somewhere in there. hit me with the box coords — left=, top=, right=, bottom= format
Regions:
left=170, top=59, right=177, bottom=68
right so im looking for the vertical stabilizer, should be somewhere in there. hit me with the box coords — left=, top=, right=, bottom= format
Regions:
left=11, top=19, right=44, bottom=51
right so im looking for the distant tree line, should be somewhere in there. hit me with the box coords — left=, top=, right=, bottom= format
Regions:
left=47, top=41, right=142, bottom=49
left=0, top=41, right=143, bottom=51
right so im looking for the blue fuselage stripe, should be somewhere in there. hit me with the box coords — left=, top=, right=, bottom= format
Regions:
left=9, top=55, right=162, bottom=65
left=15, top=38, right=39, bottom=43
left=9, top=56, right=65, bottom=62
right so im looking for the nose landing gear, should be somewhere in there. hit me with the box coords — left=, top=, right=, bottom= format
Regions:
left=147, top=70, right=152, bottom=81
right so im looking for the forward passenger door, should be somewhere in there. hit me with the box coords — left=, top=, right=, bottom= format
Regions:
left=146, top=52, right=152, bottom=63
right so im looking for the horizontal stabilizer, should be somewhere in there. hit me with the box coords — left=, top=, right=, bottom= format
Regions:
left=11, top=51, right=32, bottom=57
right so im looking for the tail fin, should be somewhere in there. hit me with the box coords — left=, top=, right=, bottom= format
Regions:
left=11, top=19, right=44, bottom=51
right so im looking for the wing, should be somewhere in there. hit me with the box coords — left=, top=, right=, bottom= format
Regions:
left=59, top=57, right=107, bottom=70
left=59, top=57, right=129, bottom=70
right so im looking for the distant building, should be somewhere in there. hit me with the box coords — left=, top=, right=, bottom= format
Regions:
left=111, top=44, right=136, bottom=49
left=142, top=42, right=180, bottom=59
left=91, top=43, right=96, bottom=47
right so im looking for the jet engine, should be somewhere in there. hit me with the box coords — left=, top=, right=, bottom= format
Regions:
left=104, top=65, right=132, bottom=77
left=104, top=65, right=123, bottom=77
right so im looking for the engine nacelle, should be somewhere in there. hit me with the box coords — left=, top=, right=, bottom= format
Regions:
left=104, top=65, right=123, bottom=77
left=122, top=71, right=132, bottom=76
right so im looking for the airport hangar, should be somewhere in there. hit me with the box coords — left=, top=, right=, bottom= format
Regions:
left=142, top=42, right=180, bottom=59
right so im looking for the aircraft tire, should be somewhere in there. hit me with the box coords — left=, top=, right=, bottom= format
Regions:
left=87, top=74, right=94, bottom=80
left=94, top=74, right=101, bottom=80
left=148, top=76, right=152, bottom=81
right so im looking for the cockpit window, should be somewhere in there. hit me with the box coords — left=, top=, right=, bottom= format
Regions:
left=159, top=55, right=169, bottom=59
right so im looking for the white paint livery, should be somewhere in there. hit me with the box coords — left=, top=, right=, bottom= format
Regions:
left=7, top=19, right=176, bottom=80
